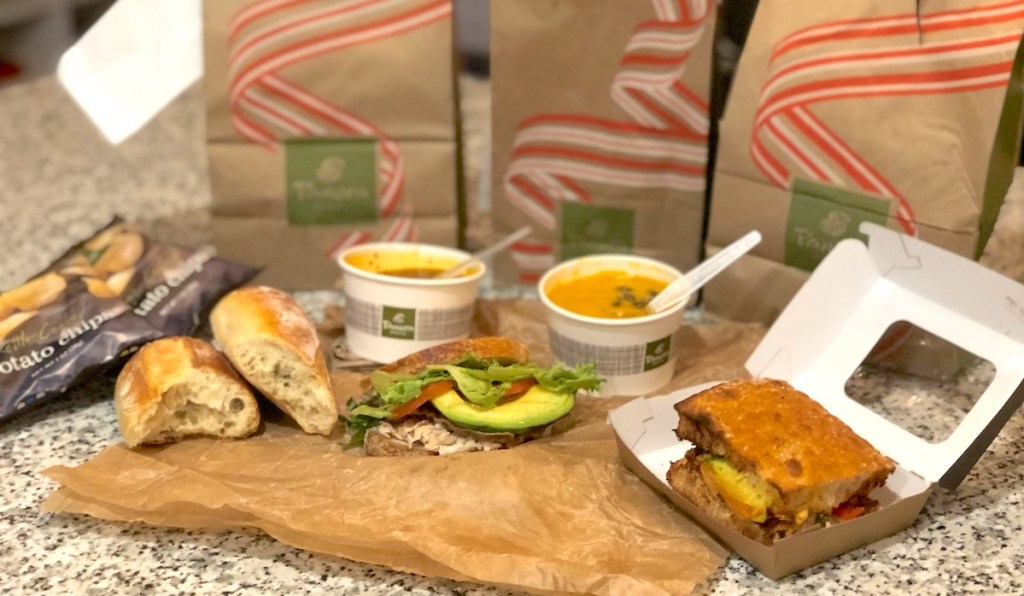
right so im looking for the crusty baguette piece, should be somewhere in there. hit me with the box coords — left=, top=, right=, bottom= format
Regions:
left=114, top=337, right=260, bottom=448
left=211, top=286, right=338, bottom=435
left=669, top=379, right=894, bottom=539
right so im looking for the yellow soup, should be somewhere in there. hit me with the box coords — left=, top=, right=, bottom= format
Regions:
left=379, top=267, right=447, bottom=279
left=344, top=251, right=478, bottom=279
left=546, top=270, right=669, bottom=319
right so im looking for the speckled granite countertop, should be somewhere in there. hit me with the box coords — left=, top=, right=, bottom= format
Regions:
left=3, top=76, right=1024, bottom=595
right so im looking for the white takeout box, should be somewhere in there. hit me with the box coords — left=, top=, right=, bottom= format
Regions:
left=609, top=223, right=1024, bottom=580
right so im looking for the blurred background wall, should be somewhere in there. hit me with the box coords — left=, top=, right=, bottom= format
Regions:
left=0, top=0, right=115, bottom=84
left=0, top=0, right=500, bottom=84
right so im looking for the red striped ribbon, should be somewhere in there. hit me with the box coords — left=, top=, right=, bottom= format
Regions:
left=227, top=0, right=452, bottom=255
left=502, top=0, right=712, bottom=283
left=752, top=0, right=1024, bottom=235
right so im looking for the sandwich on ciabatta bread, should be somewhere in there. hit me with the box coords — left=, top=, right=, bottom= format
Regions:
left=667, top=379, right=895, bottom=544
left=342, top=337, right=602, bottom=456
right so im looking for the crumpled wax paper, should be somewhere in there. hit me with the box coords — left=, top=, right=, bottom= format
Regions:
left=42, top=300, right=765, bottom=595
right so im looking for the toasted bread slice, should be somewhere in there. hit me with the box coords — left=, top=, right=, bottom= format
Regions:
left=373, top=336, right=529, bottom=377
left=671, top=379, right=894, bottom=528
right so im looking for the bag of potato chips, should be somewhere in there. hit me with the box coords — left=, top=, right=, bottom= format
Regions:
left=0, top=220, right=257, bottom=422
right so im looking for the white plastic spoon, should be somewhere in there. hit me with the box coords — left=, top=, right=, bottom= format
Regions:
left=644, top=230, right=762, bottom=314
left=435, top=226, right=533, bottom=279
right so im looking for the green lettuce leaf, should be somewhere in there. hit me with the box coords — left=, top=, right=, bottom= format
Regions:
left=368, top=369, right=418, bottom=396
left=534, top=362, right=603, bottom=394
left=348, top=404, right=394, bottom=419
left=340, top=399, right=384, bottom=447
left=435, top=364, right=508, bottom=407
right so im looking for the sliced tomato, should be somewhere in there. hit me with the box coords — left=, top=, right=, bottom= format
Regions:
left=390, top=380, right=456, bottom=420
left=831, top=502, right=866, bottom=521
left=497, top=378, right=539, bottom=405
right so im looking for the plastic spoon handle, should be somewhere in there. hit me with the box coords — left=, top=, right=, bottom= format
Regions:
left=435, top=226, right=533, bottom=279
left=645, top=230, right=762, bottom=314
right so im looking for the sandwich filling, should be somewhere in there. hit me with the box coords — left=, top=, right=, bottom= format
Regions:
left=342, top=354, right=602, bottom=452
left=683, top=448, right=879, bottom=540
left=374, top=418, right=506, bottom=455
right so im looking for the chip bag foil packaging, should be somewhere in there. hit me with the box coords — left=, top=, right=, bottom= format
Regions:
left=0, top=220, right=258, bottom=421
left=203, top=0, right=463, bottom=289
left=489, top=0, right=717, bottom=284
left=704, top=0, right=1024, bottom=324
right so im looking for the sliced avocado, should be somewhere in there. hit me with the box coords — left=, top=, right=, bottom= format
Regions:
left=430, top=385, right=574, bottom=433
left=700, top=455, right=774, bottom=523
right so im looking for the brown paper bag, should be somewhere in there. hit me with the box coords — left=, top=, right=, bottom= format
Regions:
left=40, top=300, right=767, bottom=595
left=203, top=0, right=463, bottom=289
left=489, top=0, right=717, bottom=284
left=705, top=0, right=1024, bottom=323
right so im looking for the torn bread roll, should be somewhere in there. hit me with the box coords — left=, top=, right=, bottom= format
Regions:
left=114, top=337, right=260, bottom=448
left=211, top=286, right=338, bottom=435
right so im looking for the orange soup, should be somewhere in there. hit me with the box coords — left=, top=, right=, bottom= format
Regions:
left=379, top=267, right=447, bottom=279
left=344, top=251, right=473, bottom=279
left=546, top=270, right=669, bottom=318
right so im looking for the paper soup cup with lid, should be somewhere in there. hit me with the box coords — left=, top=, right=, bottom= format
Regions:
left=337, top=243, right=484, bottom=363
left=539, top=255, right=686, bottom=397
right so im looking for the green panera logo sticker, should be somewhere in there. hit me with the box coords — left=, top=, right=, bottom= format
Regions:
left=381, top=306, right=416, bottom=340
left=785, top=179, right=888, bottom=271
left=559, top=202, right=635, bottom=260
left=285, top=139, right=378, bottom=226
left=643, top=336, right=672, bottom=372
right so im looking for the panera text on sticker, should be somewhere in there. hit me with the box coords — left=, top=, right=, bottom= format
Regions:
left=381, top=306, right=416, bottom=340
left=559, top=202, right=636, bottom=261
left=285, top=140, right=379, bottom=226
left=644, top=336, right=672, bottom=372
left=785, top=180, right=888, bottom=272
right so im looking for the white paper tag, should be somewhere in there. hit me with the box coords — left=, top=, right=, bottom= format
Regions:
left=57, top=0, right=203, bottom=144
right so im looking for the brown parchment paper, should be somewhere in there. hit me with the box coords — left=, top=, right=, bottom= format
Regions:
left=42, top=300, right=765, bottom=595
